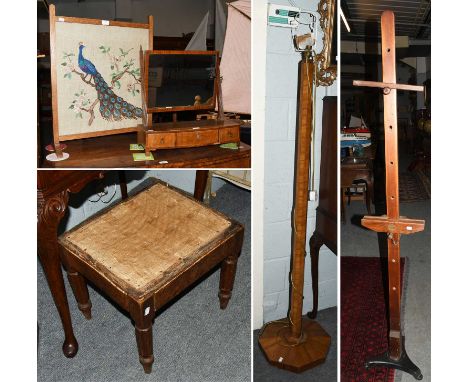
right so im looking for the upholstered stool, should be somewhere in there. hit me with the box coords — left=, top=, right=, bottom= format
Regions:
left=58, top=180, right=244, bottom=373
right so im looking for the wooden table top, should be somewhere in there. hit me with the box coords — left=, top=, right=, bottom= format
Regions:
left=41, top=133, right=251, bottom=168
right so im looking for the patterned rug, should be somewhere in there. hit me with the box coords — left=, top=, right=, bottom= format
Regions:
left=341, top=257, right=405, bottom=382
left=399, top=170, right=430, bottom=202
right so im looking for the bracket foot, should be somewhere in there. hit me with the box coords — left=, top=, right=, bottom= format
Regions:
left=365, top=337, right=422, bottom=380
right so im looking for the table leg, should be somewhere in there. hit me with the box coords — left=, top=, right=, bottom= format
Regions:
left=118, top=171, right=128, bottom=200
left=194, top=170, right=209, bottom=201
left=307, top=232, right=323, bottom=319
left=37, top=191, right=78, bottom=358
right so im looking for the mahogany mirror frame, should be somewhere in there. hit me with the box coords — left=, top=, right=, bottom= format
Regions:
left=143, top=50, right=220, bottom=114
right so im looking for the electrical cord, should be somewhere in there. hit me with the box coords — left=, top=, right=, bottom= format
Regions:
left=88, top=183, right=117, bottom=204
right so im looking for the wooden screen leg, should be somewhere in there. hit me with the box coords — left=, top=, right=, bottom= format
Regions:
left=218, top=253, right=239, bottom=309
left=118, top=171, right=128, bottom=200
left=194, top=170, right=209, bottom=201
left=307, top=233, right=323, bottom=319
left=130, top=300, right=155, bottom=374
left=65, top=268, right=92, bottom=320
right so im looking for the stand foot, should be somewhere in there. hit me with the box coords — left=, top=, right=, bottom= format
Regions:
left=365, top=337, right=423, bottom=380
left=258, top=318, right=331, bottom=373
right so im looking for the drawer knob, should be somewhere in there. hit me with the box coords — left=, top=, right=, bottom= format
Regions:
left=160, top=138, right=165, bottom=143
left=196, top=132, right=200, bottom=139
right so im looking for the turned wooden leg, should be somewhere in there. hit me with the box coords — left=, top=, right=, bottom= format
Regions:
left=194, top=170, right=209, bottom=202
left=66, top=268, right=92, bottom=320
left=218, top=253, right=239, bottom=309
left=118, top=171, right=128, bottom=200
left=130, top=300, right=155, bottom=374
left=307, top=233, right=323, bottom=319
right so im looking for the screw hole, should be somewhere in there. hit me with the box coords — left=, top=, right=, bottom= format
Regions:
left=387, top=48, right=390, bottom=52
left=389, top=125, right=393, bottom=129
left=390, top=161, right=394, bottom=165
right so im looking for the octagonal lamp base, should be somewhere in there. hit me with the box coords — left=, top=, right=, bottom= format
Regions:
left=258, top=318, right=331, bottom=373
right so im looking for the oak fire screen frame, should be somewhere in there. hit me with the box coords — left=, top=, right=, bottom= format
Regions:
left=49, top=4, right=153, bottom=149
left=143, top=50, right=220, bottom=114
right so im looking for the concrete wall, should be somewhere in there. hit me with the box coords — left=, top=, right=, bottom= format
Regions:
left=61, top=170, right=225, bottom=232
left=262, top=0, right=337, bottom=323
left=39, top=0, right=212, bottom=37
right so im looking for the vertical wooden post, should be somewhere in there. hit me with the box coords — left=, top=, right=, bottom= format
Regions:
left=49, top=4, right=63, bottom=158
left=380, top=10, right=402, bottom=360
left=147, top=15, right=154, bottom=126
left=258, top=52, right=331, bottom=373
left=289, top=53, right=314, bottom=339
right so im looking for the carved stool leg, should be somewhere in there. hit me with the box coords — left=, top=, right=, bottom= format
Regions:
left=38, top=191, right=78, bottom=358
left=307, top=233, right=323, bottom=319
left=218, top=253, right=239, bottom=309
left=130, top=300, right=155, bottom=374
left=66, top=268, right=92, bottom=320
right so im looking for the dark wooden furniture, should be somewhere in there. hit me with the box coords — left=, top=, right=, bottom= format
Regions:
left=58, top=181, right=244, bottom=373
left=307, top=96, right=337, bottom=320
left=37, top=170, right=209, bottom=357
left=340, top=157, right=374, bottom=222
left=40, top=133, right=251, bottom=168
left=137, top=119, right=241, bottom=156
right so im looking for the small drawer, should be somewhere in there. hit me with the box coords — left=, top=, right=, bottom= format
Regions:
left=177, top=129, right=219, bottom=147
left=147, top=133, right=176, bottom=149
left=219, top=127, right=240, bottom=143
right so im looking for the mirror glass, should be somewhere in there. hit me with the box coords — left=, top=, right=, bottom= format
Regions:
left=147, top=53, right=217, bottom=110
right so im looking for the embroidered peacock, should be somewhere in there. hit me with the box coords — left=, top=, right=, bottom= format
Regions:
left=78, top=43, right=143, bottom=121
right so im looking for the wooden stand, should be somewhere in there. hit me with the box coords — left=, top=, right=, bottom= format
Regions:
left=354, top=11, right=424, bottom=380
left=258, top=53, right=331, bottom=373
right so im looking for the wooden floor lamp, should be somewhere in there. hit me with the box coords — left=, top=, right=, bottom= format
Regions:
left=258, top=50, right=331, bottom=373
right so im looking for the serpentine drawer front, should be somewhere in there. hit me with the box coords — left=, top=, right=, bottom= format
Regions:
left=138, top=119, right=241, bottom=154
left=177, top=129, right=219, bottom=147
left=147, top=132, right=176, bottom=148
left=219, top=127, right=240, bottom=143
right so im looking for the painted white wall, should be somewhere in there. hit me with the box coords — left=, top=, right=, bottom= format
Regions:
left=260, top=0, right=337, bottom=324
left=251, top=0, right=268, bottom=330
left=63, top=170, right=225, bottom=232
left=39, top=0, right=212, bottom=37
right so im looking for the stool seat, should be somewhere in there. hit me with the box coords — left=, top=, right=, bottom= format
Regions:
left=57, top=180, right=244, bottom=374
left=60, top=182, right=233, bottom=298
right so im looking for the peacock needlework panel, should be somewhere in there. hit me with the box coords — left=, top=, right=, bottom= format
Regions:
left=55, top=22, right=149, bottom=138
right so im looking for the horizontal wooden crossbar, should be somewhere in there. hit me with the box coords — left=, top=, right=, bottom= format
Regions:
left=353, top=80, right=424, bottom=93
left=361, top=215, right=425, bottom=234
